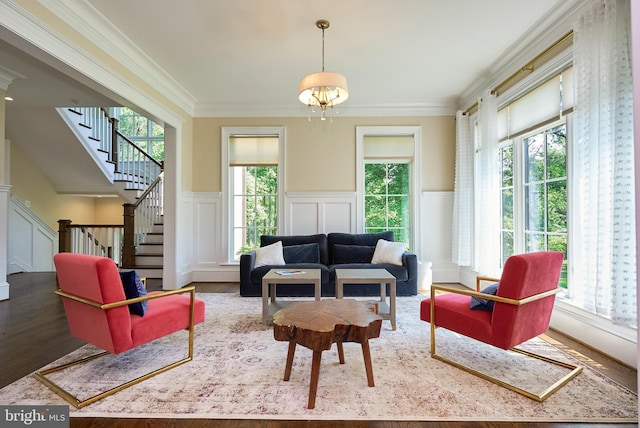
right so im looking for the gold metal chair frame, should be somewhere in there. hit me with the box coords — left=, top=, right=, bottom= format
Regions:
left=34, top=285, right=197, bottom=409
left=429, top=279, right=583, bottom=402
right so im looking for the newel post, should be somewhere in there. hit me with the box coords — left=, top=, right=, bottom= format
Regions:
left=122, top=204, right=136, bottom=268
left=58, top=219, right=72, bottom=253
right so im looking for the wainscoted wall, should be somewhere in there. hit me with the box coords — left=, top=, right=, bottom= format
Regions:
left=285, top=192, right=356, bottom=235
left=420, top=191, right=458, bottom=283
left=8, top=196, right=57, bottom=273
left=189, top=190, right=456, bottom=284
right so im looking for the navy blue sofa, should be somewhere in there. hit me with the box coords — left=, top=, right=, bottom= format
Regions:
left=239, top=231, right=418, bottom=297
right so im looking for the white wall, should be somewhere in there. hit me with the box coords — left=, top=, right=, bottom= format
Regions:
left=8, top=195, right=56, bottom=273
left=189, top=190, right=452, bottom=284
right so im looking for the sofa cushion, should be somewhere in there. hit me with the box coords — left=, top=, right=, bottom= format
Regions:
left=371, top=239, right=407, bottom=266
left=332, top=244, right=375, bottom=264
left=254, top=241, right=285, bottom=267
left=328, top=232, right=394, bottom=264
left=261, top=234, right=329, bottom=265
left=283, top=243, right=320, bottom=264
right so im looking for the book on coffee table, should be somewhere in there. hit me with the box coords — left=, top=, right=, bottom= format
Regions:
left=275, top=269, right=306, bottom=275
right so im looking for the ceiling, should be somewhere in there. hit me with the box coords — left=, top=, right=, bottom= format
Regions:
left=83, top=0, right=561, bottom=116
left=1, top=0, right=567, bottom=194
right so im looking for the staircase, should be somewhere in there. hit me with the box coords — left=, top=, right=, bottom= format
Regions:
left=57, top=107, right=164, bottom=280
left=134, top=216, right=164, bottom=281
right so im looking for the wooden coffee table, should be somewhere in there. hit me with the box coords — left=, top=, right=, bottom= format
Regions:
left=335, top=268, right=397, bottom=330
left=261, top=268, right=321, bottom=326
left=272, top=299, right=382, bottom=409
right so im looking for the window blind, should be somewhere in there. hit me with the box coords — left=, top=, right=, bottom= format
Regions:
left=363, top=135, right=414, bottom=159
left=498, top=66, right=573, bottom=141
left=229, top=136, right=279, bottom=166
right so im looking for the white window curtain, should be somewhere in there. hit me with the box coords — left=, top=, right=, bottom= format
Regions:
left=475, top=91, right=501, bottom=277
left=452, top=111, right=473, bottom=266
left=572, top=0, right=636, bottom=327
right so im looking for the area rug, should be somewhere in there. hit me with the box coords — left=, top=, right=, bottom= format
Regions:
left=0, top=293, right=637, bottom=422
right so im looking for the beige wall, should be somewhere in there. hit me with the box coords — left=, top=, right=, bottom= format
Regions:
left=13, top=0, right=190, bottom=124
left=94, top=197, right=126, bottom=224
left=192, top=116, right=455, bottom=193
left=181, top=118, right=194, bottom=191
left=10, top=144, right=125, bottom=229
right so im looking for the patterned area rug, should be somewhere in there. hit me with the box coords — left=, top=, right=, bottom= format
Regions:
left=0, top=293, right=637, bottom=422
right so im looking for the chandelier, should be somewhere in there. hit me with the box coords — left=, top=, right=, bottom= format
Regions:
left=298, top=19, right=349, bottom=121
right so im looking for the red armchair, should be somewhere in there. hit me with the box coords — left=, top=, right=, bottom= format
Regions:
left=420, top=251, right=582, bottom=401
left=35, top=253, right=206, bottom=408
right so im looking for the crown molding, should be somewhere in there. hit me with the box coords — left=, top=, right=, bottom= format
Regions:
left=0, top=0, right=188, bottom=126
left=37, top=0, right=197, bottom=116
left=0, top=65, right=26, bottom=91
left=457, top=0, right=592, bottom=111
left=194, top=100, right=457, bottom=118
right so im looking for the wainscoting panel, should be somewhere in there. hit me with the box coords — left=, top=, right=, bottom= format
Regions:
left=177, top=193, right=194, bottom=285
left=192, top=192, right=220, bottom=268
left=288, top=202, right=319, bottom=235
left=322, top=202, right=354, bottom=233
left=189, top=191, right=457, bottom=284
left=420, top=191, right=459, bottom=283
left=8, top=196, right=56, bottom=273
left=285, top=193, right=356, bottom=235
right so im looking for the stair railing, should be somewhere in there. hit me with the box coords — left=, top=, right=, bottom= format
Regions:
left=59, top=107, right=164, bottom=268
left=69, top=107, right=163, bottom=190
left=114, top=131, right=163, bottom=190
left=58, top=220, right=124, bottom=264
left=67, top=107, right=112, bottom=154
left=121, top=172, right=164, bottom=268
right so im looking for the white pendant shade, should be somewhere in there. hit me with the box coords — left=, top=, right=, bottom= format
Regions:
left=299, top=71, right=349, bottom=109
left=299, top=20, right=349, bottom=120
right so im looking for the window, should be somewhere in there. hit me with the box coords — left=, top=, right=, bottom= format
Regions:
left=232, top=164, right=278, bottom=257
left=223, top=128, right=284, bottom=262
left=523, top=124, right=567, bottom=258
left=499, top=144, right=514, bottom=264
left=500, top=122, right=568, bottom=288
left=364, top=163, right=410, bottom=243
left=356, top=127, right=421, bottom=250
left=112, top=107, right=164, bottom=161
left=494, top=65, right=572, bottom=288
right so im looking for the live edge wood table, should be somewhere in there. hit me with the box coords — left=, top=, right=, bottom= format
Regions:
left=335, top=268, right=397, bottom=330
left=262, top=268, right=321, bottom=326
left=272, top=299, right=383, bottom=409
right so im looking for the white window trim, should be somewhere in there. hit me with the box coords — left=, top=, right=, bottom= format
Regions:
left=356, top=126, right=422, bottom=254
left=221, top=126, right=286, bottom=263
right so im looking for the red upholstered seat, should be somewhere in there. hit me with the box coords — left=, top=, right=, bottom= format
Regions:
left=35, top=253, right=205, bottom=408
left=54, top=253, right=205, bottom=354
left=420, top=251, right=582, bottom=401
left=421, top=251, right=563, bottom=350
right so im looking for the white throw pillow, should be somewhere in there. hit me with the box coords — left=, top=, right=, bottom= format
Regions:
left=371, top=239, right=407, bottom=266
left=254, top=241, right=285, bottom=267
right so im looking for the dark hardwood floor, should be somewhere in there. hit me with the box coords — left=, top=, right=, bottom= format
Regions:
left=1, top=272, right=636, bottom=428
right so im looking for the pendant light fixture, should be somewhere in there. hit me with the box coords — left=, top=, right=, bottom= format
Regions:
left=298, top=19, right=349, bottom=121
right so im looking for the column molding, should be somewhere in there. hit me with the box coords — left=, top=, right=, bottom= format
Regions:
left=0, top=184, right=12, bottom=300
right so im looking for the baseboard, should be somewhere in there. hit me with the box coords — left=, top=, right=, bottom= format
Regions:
left=431, top=262, right=460, bottom=283
left=0, top=282, right=9, bottom=301
left=191, top=268, right=240, bottom=283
